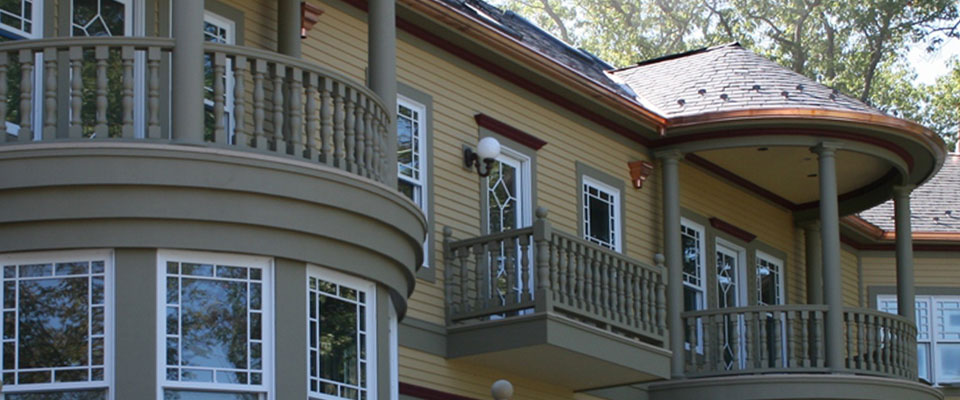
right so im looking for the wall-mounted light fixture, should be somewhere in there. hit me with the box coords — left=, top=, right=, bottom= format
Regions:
left=301, top=2, right=324, bottom=38
left=463, top=137, right=501, bottom=177
left=628, top=160, right=655, bottom=189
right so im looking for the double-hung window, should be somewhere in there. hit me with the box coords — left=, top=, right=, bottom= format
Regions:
left=307, top=265, right=376, bottom=400
left=159, top=250, right=272, bottom=399
left=681, top=219, right=706, bottom=351
left=878, top=295, right=956, bottom=384
left=1, top=250, right=114, bottom=399
left=581, top=176, right=621, bottom=251
left=203, top=11, right=237, bottom=144
left=397, top=96, right=426, bottom=208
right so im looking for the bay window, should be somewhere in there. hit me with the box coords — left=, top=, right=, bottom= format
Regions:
left=307, top=265, right=375, bottom=400
left=158, top=251, right=272, bottom=399
left=1, top=250, right=113, bottom=399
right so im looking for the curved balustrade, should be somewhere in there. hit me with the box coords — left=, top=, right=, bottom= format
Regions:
left=681, top=305, right=917, bottom=380
left=443, top=209, right=667, bottom=344
left=0, top=37, right=391, bottom=185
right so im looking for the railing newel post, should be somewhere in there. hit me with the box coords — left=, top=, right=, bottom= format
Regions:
left=655, top=254, right=667, bottom=336
left=442, top=226, right=454, bottom=324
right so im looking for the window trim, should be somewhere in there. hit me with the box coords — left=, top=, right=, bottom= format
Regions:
left=581, top=175, right=622, bottom=252
left=876, top=292, right=959, bottom=385
left=305, top=264, right=377, bottom=400
left=155, top=249, right=275, bottom=399
left=574, top=161, right=626, bottom=253
left=0, top=249, right=115, bottom=398
left=681, top=217, right=707, bottom=311
left=756, top=250, right=785, bottom=306
left=397, top=83, right=434, bottom=280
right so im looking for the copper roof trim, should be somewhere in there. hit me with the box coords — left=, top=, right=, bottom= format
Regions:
left=843, top=215, right=960, bottom=243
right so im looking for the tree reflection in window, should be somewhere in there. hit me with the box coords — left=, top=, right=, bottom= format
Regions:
left=1, top=256, right=109, bottom=399
left=165, top=261, right=264, bottom=387
left=308, top=276, right=370, bottom=400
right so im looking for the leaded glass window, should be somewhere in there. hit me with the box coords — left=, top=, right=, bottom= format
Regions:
left=680, top=220, right=705, bottom=312
left=1, top=250, right=112, bottom=398
left=756, top=252, right=783, bottom=306
left=72, top=0, right=130, bottom=37
left=160, top=251, right=271, bottom=398
left=307, top=266, right=375, bottom=400
left=582, top=176, right=620, bottom=251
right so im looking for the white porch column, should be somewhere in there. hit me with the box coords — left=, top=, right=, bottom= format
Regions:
left=811, top=142, right=844, bottom=371
left=894, top=185, right=916, bottom=324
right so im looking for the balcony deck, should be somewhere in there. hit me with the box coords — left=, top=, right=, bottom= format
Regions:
left=0, top=37, right=391, bottom=186
left=442, top=208, right=670, bottom=389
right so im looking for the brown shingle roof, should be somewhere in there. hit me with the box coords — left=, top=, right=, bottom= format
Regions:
left=609, top=43, right=882, bottom=118
left=859, top=154, right=960, bottom=233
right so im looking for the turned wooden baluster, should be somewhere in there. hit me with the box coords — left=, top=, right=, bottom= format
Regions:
left=146, top=47, right=162, bottom=139
left=18, top=49, right=34, bottom=141
left=93, top=46, right=107, bottom=138
left=253, top=59, right=267, bottom=148
left=271, top=63, right=286, bottom=153
left=320, top=78, right=333, bottom=164
left=119, top=46, right=134, bottom=139
left=353, top=94, right=366, bottom=176
left=344, top=88, right=356, bottom=171
left=42, top=48, right=56, bottom=140
left=304, top=73, right=319, bottom=158
left=332, top=82, right=345, bottom=168
left=289, top=68, right=304, bottom=156
left=213, top=52, right=227, bottom=144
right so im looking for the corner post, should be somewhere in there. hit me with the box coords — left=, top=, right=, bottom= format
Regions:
left=278, top=0, right=303, bottom=57
left=533, top=207, right=553, bottom=312
left=368, top=0, right=397, bottom=188
left=658, top=150, right=685, bottom=378
left=811, top=142, right=844, bottom=371
left=171, top=0, right=205, bottom=143
left=894, top=185, right=916, bottom=324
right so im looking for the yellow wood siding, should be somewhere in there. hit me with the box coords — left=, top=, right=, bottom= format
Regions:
left=217, top=0, right=278, bottom=50
left=841, top=247, right=860, bottom=307
left=400, top=348, right=607, bottom=400
left=305, top=0, right=663, bottom=326
left=677, top=162, right=805, bottom=306
left=861, top=252, right=960, bottom=305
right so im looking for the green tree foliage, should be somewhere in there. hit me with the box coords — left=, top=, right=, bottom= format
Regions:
left=491, top=0, right=960, bottom=146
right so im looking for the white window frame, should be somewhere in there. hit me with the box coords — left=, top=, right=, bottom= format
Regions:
left=485, top=145, right=533, bottom=232
left=156, top=250, right=275, bottom=400
left=681, top=218, right=706, bottom=311
left=305, top=265, right=377, bottom=400
left=0, top=0, right=43, bottom=39
left=581, top=175, right=622, bottom=252
left=755, top=251, right=784, bottom=306
left=397, top=95, right=428, bottom=269
left=203, top=10, right=237, bottom=144
left=0, top=249, right=115, bottom=399
left=879, top=294, right=957, bottom=385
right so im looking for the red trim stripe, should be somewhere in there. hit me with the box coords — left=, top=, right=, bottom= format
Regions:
left=475, top=114, right=547, bottom=150
left=400, top=382, right=480, bottom=400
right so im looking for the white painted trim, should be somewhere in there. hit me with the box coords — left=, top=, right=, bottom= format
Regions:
left=156, top=250, right=274, bottom=400
left=581, top=174, right=622, bottom=252
left=0, top=249, right=115, bottom=399
left=715, top=237, right=747, bottom=308
left=755, top=250, right=785, bottom=306
left=305, top=265, right=377, bottom=400
left=397, top=95, right=428, bottom=269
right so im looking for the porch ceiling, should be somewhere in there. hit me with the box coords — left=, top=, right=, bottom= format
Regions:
left=697, top=146, right=891, bottom=205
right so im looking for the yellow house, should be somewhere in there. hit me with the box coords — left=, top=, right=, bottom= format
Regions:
left=0, top=0, right=952, bottom=399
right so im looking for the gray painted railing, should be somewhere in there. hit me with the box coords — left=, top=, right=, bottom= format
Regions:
left=443, top=207, right=667, bottom=344
left=681, top=305, right=917, bottom=380
left=0, top=37, right=391, bottom=185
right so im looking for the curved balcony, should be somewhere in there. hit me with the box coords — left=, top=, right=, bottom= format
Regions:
left=681, top=305, right=917, bottom=380
left=0, top=37, right=425, bottom=314
left=0, top=37, right=392, bottom=184
left=441, top=208, right=670, bottom=389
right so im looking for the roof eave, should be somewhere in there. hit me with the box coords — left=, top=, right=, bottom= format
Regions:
left=400, top=0, right=666, bottom=128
